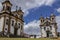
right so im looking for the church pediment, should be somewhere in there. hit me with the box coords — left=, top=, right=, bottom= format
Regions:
left=41, top=20, right=51, bottom=26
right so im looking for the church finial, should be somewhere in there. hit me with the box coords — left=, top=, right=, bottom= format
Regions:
left=46, top=13, right=48, bottom=18
left=19, top=7, right=21, bottom=10
left=16, top=6, right=18, bottom=11
left=40, top=13, right=44, bottom=19
left=51, top=13, right=55, bottom=16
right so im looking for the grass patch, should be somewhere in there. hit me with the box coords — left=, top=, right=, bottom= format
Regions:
left=0, top=38, right=59, bottom=40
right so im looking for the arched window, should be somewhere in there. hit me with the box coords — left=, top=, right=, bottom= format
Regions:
left=50, top=26, right=52, bottom=30
left=12, top=20, right=14, bottom=26
left=15, top=14, right=18, bottom=17
left=18, top=23, right=20, bottom=28
left=44, top=27, right=46, bottom=30
left=51, top=18, right=54, bottom=21
left=7, top=6, right=11, bottom=11
left=41, top=20, right=42, bottom=22
left=6, top=19, right=9, bottom=25
left=21, top=15, right=23, bottom=18
left=5, top=28, right=7, bottom=30
left=41, top=20, right=44, bottom=22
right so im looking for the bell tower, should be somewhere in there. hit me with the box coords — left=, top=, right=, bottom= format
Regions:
left=2, top=0, right=12, bottom=12
left=50, top=13, right=56, bottom=23
left=40, top=16, right=44, bottom=24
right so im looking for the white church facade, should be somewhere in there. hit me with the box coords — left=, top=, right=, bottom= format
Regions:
left=40, top=14, right=57, bottom=38
left=0, top=0, right=24, bottom=37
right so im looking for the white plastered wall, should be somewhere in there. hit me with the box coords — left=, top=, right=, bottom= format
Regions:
left=17, top=21, right=20, bottom=36
left=41, top=27, right=46, bottom=37
left=0, top=17, right=4, bottom=32
left=51, top=25, right=56, bottom=37
left=10, top=18, right=16, bottom=34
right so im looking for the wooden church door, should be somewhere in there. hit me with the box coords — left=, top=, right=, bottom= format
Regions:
left=14, top=28, right=18, bottom=36
left=46, top=31, right=50, bottom=37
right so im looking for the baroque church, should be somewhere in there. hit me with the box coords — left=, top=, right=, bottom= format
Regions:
left=40, top=14, right=58, bottom=38
left=0, top=0, right=24, bottom=37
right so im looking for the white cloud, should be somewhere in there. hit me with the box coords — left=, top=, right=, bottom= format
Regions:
left=56, top=8, right=60, bottom=13
left=45, top=0, right=55, bottom=6
left=24, top=20, right=41, bottom=35
left=24, top=15, right=60, bottom=35
left=10, top=0, right=55, bottom=17
left=23, top=9, right=29, bottom=17
left=0, top=0, right=56, bottom=16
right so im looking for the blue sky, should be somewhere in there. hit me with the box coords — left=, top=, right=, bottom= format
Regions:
left=0, top=0, right=60, bottom=35
left=23, top=0, right=60, bottom=35
left=24, top=0, right=60, bottom=24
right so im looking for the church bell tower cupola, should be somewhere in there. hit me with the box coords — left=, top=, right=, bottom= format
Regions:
left=40, top=16, right=44, bottom=23
left=50, top=14, right=56, bottom=23
left=2, top=0, right=12, bottom=12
